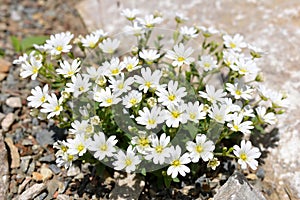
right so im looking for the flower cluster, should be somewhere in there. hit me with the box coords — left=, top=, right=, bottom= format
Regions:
left=14, top=9, right=287, bottom=181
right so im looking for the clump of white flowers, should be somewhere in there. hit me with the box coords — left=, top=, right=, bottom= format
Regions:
left=15, top=9, right=287, bottom=183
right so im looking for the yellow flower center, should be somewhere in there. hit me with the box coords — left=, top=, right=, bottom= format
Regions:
left=172, top=159, right=181, bottom=167
left=204, top=62, right=211, bottom=68
left=233, top=125, right=239, bottom=131
left=32, top=66, right=39, bottom=74
left=89, top=42, right=96, bottom=48
left=196, top=145, right=203, bottom=153
left=214, top=114, right=223, bottom=122
left=85, top=125, right=93, bottom=133
left=100, top=144, right=107, bottom=151
left=106, top=98, right=113, bottom=104
left=111, top=68, right=119, bottom=75
left=190, top=113, right=196, bottom=119
left=61, top=146, right=67, bottom=152
left=118, top=83, right=124, bottom=89
left=229, top=42, right=236, bottom=49
left=177, top=56, right=185, bottom=62
left=168, top=94, right=176, bottom=101
left=146, top=23, right=154, bottom=28
left=148, top=119, right=156, bottom=125
left=67, top=154, right=74, bottom=161
left=67, top=71, right=74, bottom=76
left=155, top=145, right=163, bottom=153
left=127, top=64, right=133, bottom=70
left=125, top=158, right=132, bottom=166
left=77, top=144, right=85, bottom=152
left=129, top=98, right=137, bottom=105
left=145, top=81, right=151, bottom=88
left=235, top=90, right=242, bottom=95
left=40, top=96, right=46, bottom=103
left=54, top=105, right=61, bottom=112
left=79, top=86, right=85, bottom=91
left=139, top=138, right=149, bottom=147
left=240, top=153, right=247, bottom=161
left=240, top=68, right=248, bottom=74
left=56, top=46, right=63, bottom=51
left=171, top=111, right=180, bottom=118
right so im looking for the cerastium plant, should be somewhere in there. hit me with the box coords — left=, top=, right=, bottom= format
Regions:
left=14, top=9, right=287, bottom=186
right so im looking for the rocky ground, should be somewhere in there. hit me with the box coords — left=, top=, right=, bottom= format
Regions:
left=1, top=0, right=300, bottom=200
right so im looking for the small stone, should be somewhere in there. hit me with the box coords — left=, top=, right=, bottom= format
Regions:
left=4, top=137, right=20, bottom=168
left=57, top=181, right=68, bottom=194
left=0, top=112, right=5, bottom=122
left=56, top=194, right=70, bottom=200
left=0, top=73, right=7, bottom=81
left=0, top=133, right=9, bottom=199
left=35, top=129, right=55, bottom=146
left=247, top=173, right=258, bottom=181
left=74, top=172, right=84, bottom=180
left=49, top=164, right=61, bottom=175
left=19, top=183, right=47, bottom=200
left=27, top=160, right=36, bottom=175
left=256, top=168, right=265, bottom=180
left=46, top=179, right=59, bottom=198
left=40, top=165, right=53, bottom=181
left=35, top=191, right=47, bottom=200
left=6, top=97, right=22, bottom=108
left=32, top=172, right=44, bottom=182
left=67, top=165, right=80, bottom=177
left=18, top=177, right=31, bottom=194
left=1, top=113, right=15, bottom=131
left=22, top=139, right=33, bottom=146
left=214, top=171, right=266, bottom=200
left=39, top=154, right=55, bottom=162
left=0, top=58, right=11, bottom=73
left=11, top=10, right=21, bottom=21
left=20, top=156, right=31, bottom=173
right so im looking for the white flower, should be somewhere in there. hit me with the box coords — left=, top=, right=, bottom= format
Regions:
left=88, top=132, right=118, bottom=160
left=93, top=87, right=121, bottom=107
left=156, top=80, right=187, bottom=106
left=139, top=49, right=160, bottom=64
left=255, top=106, right=277, bottom=125
left=109, top=74, right=134, bottom=95
left=56, top=59, right=81, bottom=78
left=27, top=85, right=49, bottom=108
left=166, top=145, right=191, bottom=178
left=223, top=50, right=240, bottom=69
left=198, top=55, right=217, bottom=71
left=144, top=133, right=171, bottom=165
left=227, top=113, right=254, bottom=134
left=208, top=103, right=230, bottom=124
left=134, top=67, right=162, bottom=93
left=223, top=34, right=247, bottom=52
left=92, top=29, right=108, bottom=39
left=20, top=56, right=42, bottom=80
left=136, top=106, right=165, bottom=129
left=69, top=120, right=89, bottom=135
left=83, top=66, right=105, bottom=80
left=164, top=103, right=188, bottom=128
left=99, top=38, right=120, bottom=54
left=131, top=131, right=152, bottom=154
left=185, top=101, right=206, bottom=122
left=138, top=15, right=163, bottom=28
left=222, top=98, right=241, bottom=113
left=67, top=133, right=88, bottom=156
left=226, top=79, right=254, bottom=100
left=199, top=85, right=227, bottom=104
left=248, top=44, right=267, bottom=58
left=207, top=157, right=220, bottom=170
left=186, top=134, right=215, bottom=162
left=239, top=105, right=255, bottom=118
left=121, top=8, right=140, bottom=20
left=175, top=13, right=189, bottom=23
left=122, top=90, right=143, bottom=108
left=40, top=93, right=63, bottom=119
left=81, top=33, right=99, bottom=48
left=13, top=53, right=28, bottom=65
left=121, top=56, right=141, bottom=72
left=166, top=43, right=194, bottom=67
left=232, top=57, right=259, bottom=76
left=65, top=74, right=91, bottom=98
left=180, top=26, right=198, bottom=39
left=102, top=57, right=125, bottom=76
left=44, top=31, right=73, bottom=55
left=233, top=140, right=261, bottom=170
left=268, top=90, right=288, bottom=108
left=197, top=26, right=219, bottom=37
left=124, top=22, right=145, bottom=36
left=56, top=153, right=78, bottom=169
left=113, top=146, right=141, bottom=173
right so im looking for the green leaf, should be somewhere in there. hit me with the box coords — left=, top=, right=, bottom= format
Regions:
left=10, top=36, right=21, bottom=52
left=21, top=36, right=48, bottom=51
left=173, top=177, right=180, bottom=182
left=163, top=175, right=173, bottom=188
left=141, top=168, right=147, bottom=176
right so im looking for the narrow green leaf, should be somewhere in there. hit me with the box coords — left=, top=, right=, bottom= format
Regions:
left=10, top=36, right=21, bottom=52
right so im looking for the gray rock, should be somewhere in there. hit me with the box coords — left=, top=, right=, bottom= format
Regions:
left=35, top=129, right=55, bottom=146
left=67, top=165, right=80, bottom=177
left=20, top=156, right=32, bottom=173
left=34, top=192, right=47, bottom=200
left=1, top=113, right=15, bottom=131
left=4, top=137, right=20, bottom=168
left=214, top=172, right=266, bottom=200
left=39, top=154, right=55, bottom=162
left=49, top=164, right=61, bottom=175
left=0, top=133, right=9, bottom=199
left=6, top=96, right=22, bottom=108
left=18, top=183, right=47, bottom=200
left=109, top=173, right=145, bottom=200
left=0, top=112, right=5, bottom=122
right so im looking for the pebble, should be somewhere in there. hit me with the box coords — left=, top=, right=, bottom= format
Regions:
left=19, top=183, right=47, bottom=200
left=0, top=133, right=9, bottom=199
left=32, top=172, right=44, bottom=182
left=6, top=96, right=22, bottom=108
left=20, top=156, right=31, bottom=173
left=0, top=112, right=5, bottom=122
left=46, top=179, right=60, bottom=198
left=35, top=191, right=47, bottom=200
left=67, top=165, right=81, bottom=177
left=35, top=129, right=55, bottom=146
left=4, top=137, right=20, bottom=168
left=18, top=177, right=31, bottom=194
left=49, top=164, right=61, bottom=175
left=56, top=194, right=70, bottom=200
left=27, top=161, right=36, bottom=175
left=57, top=181, right=69, bottom=194
left=22, top=138, right=33, bottom=146
left=256, top=168, right=265, bottom=180
left=1, top=113, right=15, bottom=131
left=13, top=128, right=24, bottom=143
left=0, top=58, right=11, bottom=73
left=0, top=73, right=7, bottom=81
left=39, top=154, right=55, bottom=162
left=40, top=165, right=53, bottom=181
